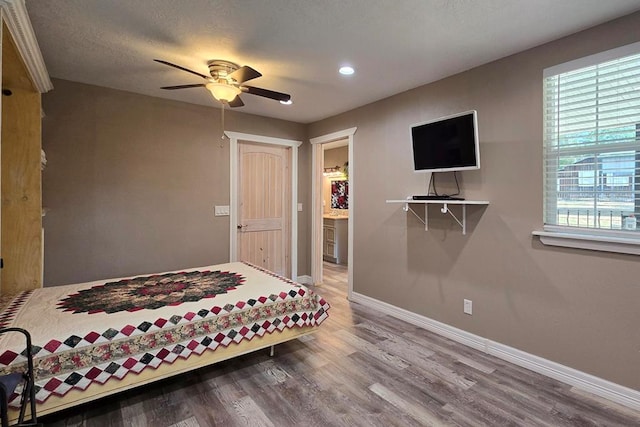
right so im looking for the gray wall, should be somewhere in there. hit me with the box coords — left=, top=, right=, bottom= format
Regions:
left=42, top=79, right=308, bottom=285
left=42, top=12, right=640, bottom=390
left=308, top=12, right=640, bottom=390
left=324, top=146, right=348, bottom=171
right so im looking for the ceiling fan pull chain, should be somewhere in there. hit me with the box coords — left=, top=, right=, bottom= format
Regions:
left=220, top=103, right=225, bottom=147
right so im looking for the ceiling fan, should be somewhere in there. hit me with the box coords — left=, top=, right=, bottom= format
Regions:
left=154, top=59, right=291, bottom=107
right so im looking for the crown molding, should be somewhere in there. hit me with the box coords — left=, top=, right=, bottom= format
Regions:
left=0, top=0, right=53, bottom=93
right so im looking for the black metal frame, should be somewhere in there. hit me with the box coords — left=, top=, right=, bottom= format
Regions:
left=0, top=328, right=38, bottom=426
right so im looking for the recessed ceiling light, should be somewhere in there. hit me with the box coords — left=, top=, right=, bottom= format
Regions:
left=339, top=66, right=355, bottom=75
left=280, top=99, right=293, bottom=105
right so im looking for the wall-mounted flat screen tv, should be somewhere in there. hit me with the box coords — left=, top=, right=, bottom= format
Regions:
left=411, top=110, right=480, bottom=173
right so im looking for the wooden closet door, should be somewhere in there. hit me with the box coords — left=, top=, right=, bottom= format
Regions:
left=237, top=142, right=291, bottom=277
left=0, top=25, right=43, bottom=293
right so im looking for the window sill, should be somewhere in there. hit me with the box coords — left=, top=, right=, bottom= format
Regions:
left=532, top=230, right=640, bottom=255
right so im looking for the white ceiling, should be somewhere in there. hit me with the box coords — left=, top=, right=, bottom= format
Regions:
left=25, top=0, right=640, bottom=124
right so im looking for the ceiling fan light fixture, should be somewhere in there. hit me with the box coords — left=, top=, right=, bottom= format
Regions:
left=205, top=82, right=241, bottom=102
left=156, top=59, right=290, bottom=106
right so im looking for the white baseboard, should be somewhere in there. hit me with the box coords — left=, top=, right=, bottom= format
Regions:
left=296, top=275, right=313, bottom=285
left=350, top=291, right=640, bottom=411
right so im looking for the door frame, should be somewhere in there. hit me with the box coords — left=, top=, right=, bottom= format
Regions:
left=226, top=131, right=302, bottom=280
left=310, top=127, right=356, bottom=299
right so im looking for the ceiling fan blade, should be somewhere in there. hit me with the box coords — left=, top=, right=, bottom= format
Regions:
left=242, top=85, right=291, bottom=102
left=227, top=96, right=245, bottom=108
left=229, top=66, right=262, bottom=84
left=154, top=59, right=209, bottom=79
left=160, top=84, right=206, bottom=90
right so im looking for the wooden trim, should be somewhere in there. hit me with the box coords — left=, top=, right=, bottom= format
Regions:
left=9, top=327, right=318, bottom=422
left=0, top=0, right=52, bottom=93
left=533, top=229, right=640, bottom=255
left=226, top=131, right=302, bottom=148
left=350, top=291, right=640, bottom=412
left=310, top=143, right=323, bottom=283
left=309, top=128, right=357, bottom=145
left=309, top=128, right=356, bottom=298
left=296, top=275, right=313, bottom=285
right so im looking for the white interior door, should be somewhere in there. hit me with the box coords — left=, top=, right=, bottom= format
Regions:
left=237, top=141, right=291, bottom=277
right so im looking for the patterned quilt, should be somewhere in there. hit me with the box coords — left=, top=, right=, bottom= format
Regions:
left=0, top=262, right=329, bottom=406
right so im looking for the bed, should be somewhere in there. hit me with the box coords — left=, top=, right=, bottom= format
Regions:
left=0, top=261, right=329, bottom=422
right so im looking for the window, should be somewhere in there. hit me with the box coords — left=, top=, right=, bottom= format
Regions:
left=543, top=43, right=640, bottom=238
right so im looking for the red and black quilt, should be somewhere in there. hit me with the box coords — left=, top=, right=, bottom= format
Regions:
left=0, top=262, right=329, bottom=406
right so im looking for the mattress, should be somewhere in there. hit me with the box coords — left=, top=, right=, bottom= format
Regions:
left=0, top=262, right=329, bottom=406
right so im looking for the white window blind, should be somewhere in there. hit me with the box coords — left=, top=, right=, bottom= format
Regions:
left=543, top=46, right=640, bottom=234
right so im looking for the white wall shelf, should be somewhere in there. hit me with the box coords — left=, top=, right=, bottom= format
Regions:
left=386, top=198, right=489, bottom=234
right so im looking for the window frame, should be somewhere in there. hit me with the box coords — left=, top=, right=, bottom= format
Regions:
left=534, top=41, right=640, bottom=255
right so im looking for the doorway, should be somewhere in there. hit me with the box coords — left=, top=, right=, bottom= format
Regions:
left=310, top=127, right=356, bottom=298
left=321, top=141, right=349, bottom=268
left=226, top=132, right=302, bottom=280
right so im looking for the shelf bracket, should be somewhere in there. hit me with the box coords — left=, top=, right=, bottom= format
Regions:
left=388, top=198, right=488, bottom=235
left=440, top=203, right=467, bottom=234
left=403, top=203, right=427, bottom=230
left=403, top=202, right=467, bottom=234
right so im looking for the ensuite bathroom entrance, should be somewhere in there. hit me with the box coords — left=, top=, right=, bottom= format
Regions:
left=310, top=127, right=356, bottom=295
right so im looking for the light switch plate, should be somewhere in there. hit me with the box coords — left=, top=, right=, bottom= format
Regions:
left=298, top=203, right=303, bottom=212
left=214, top=205, right=230, bottom=216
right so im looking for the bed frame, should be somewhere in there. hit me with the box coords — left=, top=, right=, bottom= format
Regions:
left=9, top=326, right=317, bottom=423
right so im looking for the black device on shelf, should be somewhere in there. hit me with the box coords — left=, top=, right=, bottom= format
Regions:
left=412, top=195, right=465, bottom=201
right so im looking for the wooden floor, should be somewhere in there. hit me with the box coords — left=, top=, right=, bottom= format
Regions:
left=42, top=262, right=639, bottom=426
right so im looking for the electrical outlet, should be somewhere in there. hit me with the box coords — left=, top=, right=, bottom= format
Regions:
left=463, top=299, right=473, bottom=315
